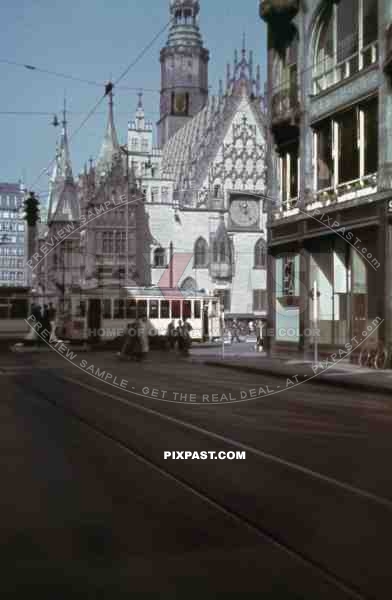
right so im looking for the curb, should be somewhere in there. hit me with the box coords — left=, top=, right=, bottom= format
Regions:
left=203, top=360, right=392, bottom=397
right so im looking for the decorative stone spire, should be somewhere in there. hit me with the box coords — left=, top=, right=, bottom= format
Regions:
left=225, top=37, right=262, bottom=98
left=47, top=142, right=60, bottom=222
left=57, top=100, right=73, bottom=181
left=96, top=86, right=120, bottom=179
left=136, top=91, right=145, bottom=129
left=48, top=103, right=80, bottom=223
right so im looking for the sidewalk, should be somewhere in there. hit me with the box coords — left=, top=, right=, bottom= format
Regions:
left=202, top=354, right=392, bottom=396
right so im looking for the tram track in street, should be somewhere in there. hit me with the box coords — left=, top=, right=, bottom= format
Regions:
left=10, top=367, right=392, bottom=599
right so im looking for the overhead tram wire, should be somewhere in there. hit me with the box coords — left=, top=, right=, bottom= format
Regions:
left=0, top=58, right=159, bottom=93
left=27, top=16, right=174, bottom=191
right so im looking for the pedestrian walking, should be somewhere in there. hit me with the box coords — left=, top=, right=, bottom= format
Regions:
left=119, top=321, right=136, bottom=358
left=167, top=319, right=176, bottom=350
left=177, top=319, right=184, bottom=353
left=231, top=319, right=241, bottom=343
left=255, top=320, right=264, bottom=352
left=42, top=304, right=51, bottom=339
left=48, top=302, right=57, bottom=342
left=32, top=304, right=43, bottom=344
left=137, top=316, right=150, bottom=361
left=179, top=318, right=192, bottom=355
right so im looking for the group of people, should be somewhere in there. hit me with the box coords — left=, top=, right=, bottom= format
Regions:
left=226, top=319, right=264, bottom=351
left=27, top=302, right=57, bottom=343
left=118, top=316, right=152, bottom=361
left=167, top=318, right=193, bottom=354
left=119, top=316, right=193, bottom=361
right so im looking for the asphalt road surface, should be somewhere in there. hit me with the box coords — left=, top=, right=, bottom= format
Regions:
left=1, top=349, right=392, bottom=598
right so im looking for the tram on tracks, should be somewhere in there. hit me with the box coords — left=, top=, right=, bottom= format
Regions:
left=80, top=286, right=222, bottom=342
left=0, top=286, right=222, bottom=343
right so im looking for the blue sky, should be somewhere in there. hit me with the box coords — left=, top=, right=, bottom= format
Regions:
left=1, top=0, right=266, bottom=199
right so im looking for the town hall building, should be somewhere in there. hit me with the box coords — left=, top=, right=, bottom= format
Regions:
left=36, top=0, right=269, bottom=331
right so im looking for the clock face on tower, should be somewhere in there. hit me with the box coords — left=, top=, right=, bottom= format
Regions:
left=229, top=196, right=259, bottom=229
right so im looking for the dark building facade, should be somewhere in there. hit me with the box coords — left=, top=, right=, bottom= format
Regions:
left=260, top=0, right=392, bottom=358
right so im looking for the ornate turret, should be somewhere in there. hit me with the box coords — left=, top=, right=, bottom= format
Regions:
left=225, top=37, right=262, bottom=99
left=48, top=104, right=80, bottom=223
left=158, top=0, right=209, bottom=147
left=96, top=87, right=121, bottom=180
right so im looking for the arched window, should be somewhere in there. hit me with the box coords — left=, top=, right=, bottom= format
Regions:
left=194, top=237, right=208, bottom=268
left=313, top=0, right=378, bottom=95
left=153, top=247, right=166, bottom=268
left=254, top=239, right=266, bottom=268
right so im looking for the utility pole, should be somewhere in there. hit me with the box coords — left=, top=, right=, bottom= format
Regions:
left=169, top=241, right=174, bottom=288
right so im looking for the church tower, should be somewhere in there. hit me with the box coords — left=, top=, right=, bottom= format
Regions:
left=158, top=0, right=209, bottom=148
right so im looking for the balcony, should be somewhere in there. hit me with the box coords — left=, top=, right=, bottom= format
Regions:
left=271, top=86, right=300, bottom=142
left=259, top=0, right=298, bottom=23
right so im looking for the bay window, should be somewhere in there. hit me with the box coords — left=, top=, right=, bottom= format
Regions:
left=313, top=0, right=378, bottom=94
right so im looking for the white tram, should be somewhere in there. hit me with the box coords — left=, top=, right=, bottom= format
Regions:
left=79, top=286, right=222, bottom=342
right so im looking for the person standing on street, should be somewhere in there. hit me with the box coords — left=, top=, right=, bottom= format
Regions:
left=48, top=302, right=57, bottom=342
left=167, top=319, right=176, bottom=350
left=137, top=316, right=150, bottom=361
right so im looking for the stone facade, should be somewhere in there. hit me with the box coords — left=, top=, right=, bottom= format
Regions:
left=36, top=0, right=269, bottom=327
left=261, top=0, right=392, bottom=357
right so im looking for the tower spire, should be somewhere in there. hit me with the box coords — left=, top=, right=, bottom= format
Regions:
left=158, top=0, right=209, bottom=147
left=96, top=85, right=120, bottom=179
left=136, top=91, right=145, bottom=129
left=57, top=98, right=73, bottom=181
left=48, top=100, right=80, bottom=224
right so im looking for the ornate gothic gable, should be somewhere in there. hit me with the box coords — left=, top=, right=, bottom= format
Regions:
left=161, top=41, right=267, bottom=208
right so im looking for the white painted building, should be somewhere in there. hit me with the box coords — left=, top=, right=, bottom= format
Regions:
left=126, top=0, right=269, bottom=321
left=37, top=0, right=269, bottom=327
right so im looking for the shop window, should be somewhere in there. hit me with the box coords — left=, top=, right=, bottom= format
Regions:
left=283, top=256, right=295, bottom=296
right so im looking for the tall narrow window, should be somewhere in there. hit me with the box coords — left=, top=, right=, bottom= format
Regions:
left=153, top=247, right=166, bottom=268
left=316, top=120, right=333, bottom=189
left=279, top=143, right=299, bottom=207
left=194, top=237, right=208, bottom=268
left=337, top=0, right=358, bottom=63
left=363, top=98, right=378, bottom=175
left=362, top=0, right=378, bottom=68
left=254, top=239, right=266, bottom=268
left=338, top=108, right=359, bottom=184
